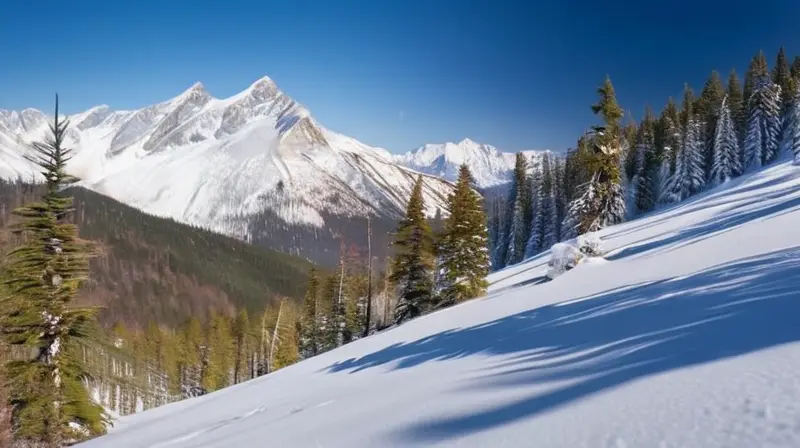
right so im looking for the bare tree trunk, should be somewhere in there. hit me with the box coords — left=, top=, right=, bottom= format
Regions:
left=267, top=299, right=285, bottom=374
left=363, top=216, right=373, bottom=338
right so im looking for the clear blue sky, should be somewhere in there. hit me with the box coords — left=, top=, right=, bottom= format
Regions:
left=2, top=0, right=800, bottom=153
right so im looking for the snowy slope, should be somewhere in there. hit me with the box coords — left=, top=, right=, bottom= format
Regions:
left=0, top=77, right=455, bottom=235
left=77, top=160, right=800, bottom=447
left=395, top=138, right=544, bottom=188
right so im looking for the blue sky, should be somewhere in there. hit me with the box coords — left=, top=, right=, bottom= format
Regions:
left=2, top=1, right=800, bottom=153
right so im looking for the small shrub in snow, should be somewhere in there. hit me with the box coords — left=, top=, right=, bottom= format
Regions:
left=577, top=232, right=603, bottom=257
left=547, top=242, right=583, bottom=279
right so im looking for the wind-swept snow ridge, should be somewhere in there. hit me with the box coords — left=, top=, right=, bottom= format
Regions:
left=77, top=161, right=800, bottom=447
left=0, top=77, right=455, bottom=232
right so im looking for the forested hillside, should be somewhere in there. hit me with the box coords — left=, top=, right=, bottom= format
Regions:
left=487, top=47, right=800, bottom=267
left=0, top=180, right=315, bottom=328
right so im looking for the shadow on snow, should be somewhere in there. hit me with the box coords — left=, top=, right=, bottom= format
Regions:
left=327, top=247, right=800, bottom=444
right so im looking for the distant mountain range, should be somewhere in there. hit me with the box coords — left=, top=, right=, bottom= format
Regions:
left=394, top=138, right=544, bottom=189
left=0, top=77, right=543, bottom=265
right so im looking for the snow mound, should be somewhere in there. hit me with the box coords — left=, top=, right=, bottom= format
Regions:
left=77, top=162, right=800, bottom=446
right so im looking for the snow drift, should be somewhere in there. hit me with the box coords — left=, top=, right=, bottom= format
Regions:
left=76, top=159, right=800, bottom=447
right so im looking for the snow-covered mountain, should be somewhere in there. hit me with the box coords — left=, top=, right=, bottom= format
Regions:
left=77, top=158, right=800, bottom=447
left=0, top=77, right=454, bottom=240
left=394, top=138, right=544, bottom=188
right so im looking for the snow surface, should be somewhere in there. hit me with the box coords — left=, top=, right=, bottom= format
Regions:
left=0, top=77, right=455, bottom=232
left=77, top=160, right=800, bottom=447
left=395, top=138, right=545, bottom=188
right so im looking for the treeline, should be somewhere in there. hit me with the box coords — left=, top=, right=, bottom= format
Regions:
left=490, top=46, right=800, bottom=269
left=297, top=164, right=491, bottom=357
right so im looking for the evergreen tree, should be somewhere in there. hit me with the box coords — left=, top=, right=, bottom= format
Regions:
left=632, top=108, right=658, bottom=214
left=552, top=156, right=567, bottom=242
left=785, top=78, right=800, bottom=164
left=744, top=52, right=782, bottom=170
left=697, top=71, right=726, bottom=179
left=232, top=310, right=250, bottom=385
left=298, top=268, right=320, bottom=358
left=503, top=153, right=531, bottom=266
left=436, top=165, right=490, bottom=306
left=710, top=96, right=742, bottom=185
left=656, top=98, right=682, bottom=203
left=524, top=163, right=544, bottom=256
left=773, top=46, right=791, bottom=109
left=727, top=69, right=745, bottom=145
left=791, top=56, right=800, bottom=80
left=390, top=176, right=435, bottom=324
left=0, top=96, right=108, bottom=445
left=177, top=317, right=204, bottom=397
left=318, top=275, right=339, bottom=352
left=588, top=76, right=626, bottom=228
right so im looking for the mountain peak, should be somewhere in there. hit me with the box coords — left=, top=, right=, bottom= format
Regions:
left=458, top=137, right=477, bottom=146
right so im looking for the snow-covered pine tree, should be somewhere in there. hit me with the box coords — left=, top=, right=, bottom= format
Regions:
left=632, top=108, right=657, bottom=215
left=744, top=51, right=782, bottom=170
left=503, top=153, right=531, bottom=266
left=785, top=78, right=800, bottom=164
left=727, top=69, right=745, bottom=147
left=0, top=96, right=108, bottom=445
left=589, top=76, right=626, bottom=228
left=541, top=154, right=559, bottom=249
left=656, top=98, right=681, bottom=204
left=697, top=71, right=726, bottom=180
left=773, top=46, right=791, bottom=112
left=524, top=162, right=543, bottom=257
left=710, top=96, right=742, bottom=185
left=436, top=164, right=490, bottom=306
left=390, top=175, right=436, bottom=324
left=552, top=156, right=567, bottom=241
left=563, top=172, right=601, bottom=235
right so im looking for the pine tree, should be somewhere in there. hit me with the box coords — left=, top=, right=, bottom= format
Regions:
left=656, top=98, right=682, bottom=203
left=785, top=78, right=800, bottom=164
left=298, top=268, right=320, bottom=358
left=436, top=165, right=490, bottom=306
left=524, top=163, right=544, bottom=256
left=177, top=317, right=204, bottom=398
left=232, top=310, right=250, bottom=385
left=697, top=71, right=726, bottom=179
left=503, top=153, right=531, bottom=266
left=390, top=176, right=435, bottom=324
left=744, top=50, right=782, bottom=170
left=773, top=46, right=791, bottom=109
left=0, top=96, right=108, bottom=445
left=727, top=69, right=745, bottom=145
left=588, top=76, right=626, bottom=228
left=710, top=96, right=742, bottom=185
left=632, top=107, right=658, bottom=214
left=791, top=56, right=800, bottom=80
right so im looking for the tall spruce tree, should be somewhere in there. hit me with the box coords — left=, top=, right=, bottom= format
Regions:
left=632, top=107, right=658, bottom=215
left=0, top=96, right=108, bottom=445
left=785, top=78, right=800, bottom=164
left=524, top=162, right=544, bottom=256
left=727, top=69, right=745, bottom=145
left=390, top=176, right=435, bottom=324
left=697, top=71, right=726, bottom=179
left=589, top=76, right=626, bottom=228
left=744, top=51, right=782, bottom=170
left=436, top=165, right=490, bottom=306
left=710, top=96, right=742, bottom=185
left=773, top=46, right=791, bottom=109
left=298, top=268, right=320, bottom=358
left=503, top=153, right=531, bottom=266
